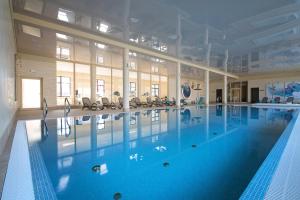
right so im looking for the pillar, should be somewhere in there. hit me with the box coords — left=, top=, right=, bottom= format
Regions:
left=224, top=76, right=228, bottom=104
left=205, top=70, right=210, bottom=105
left=223, top=49, right=229, bottom=105
left=123, top=48, right=130, bottom=111
left=176, top=62, right=181, bottom=107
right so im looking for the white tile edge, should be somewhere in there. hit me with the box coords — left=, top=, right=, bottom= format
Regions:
left=1, top=121, right=34, bottom=200
left=264, top=111, right=300, bottom=200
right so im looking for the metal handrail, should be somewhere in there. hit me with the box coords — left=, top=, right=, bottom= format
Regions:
left=42, top=98, right=48, bottom=119
left=64, top=98, right=71, bottom=116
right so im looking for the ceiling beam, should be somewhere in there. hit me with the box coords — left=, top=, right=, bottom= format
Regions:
left=13, top=12, right=239, bottom=79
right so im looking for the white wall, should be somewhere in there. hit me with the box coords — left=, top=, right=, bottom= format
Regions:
left=0, top=0, right=17, bottom=153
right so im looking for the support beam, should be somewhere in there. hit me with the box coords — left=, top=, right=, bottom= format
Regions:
left=13, top=12, right=239, bottom=79
left=205, top=70, right=210, bottom=105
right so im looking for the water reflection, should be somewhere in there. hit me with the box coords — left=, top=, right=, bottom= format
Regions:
left=25, top=106, right=294, bottom=199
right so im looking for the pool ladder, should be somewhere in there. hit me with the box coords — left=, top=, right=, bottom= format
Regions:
left=42, top=98, right=49, bottom=139
left=64, top=98, right=71, bottom=116
left=42, top=98, right=48, bottom=119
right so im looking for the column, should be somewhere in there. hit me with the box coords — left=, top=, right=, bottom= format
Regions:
left=205, top=70, right=210, bottom=105
left=176, top=62, right=181, bottom=107
left=123, top=48, right=130, bottom=111
left=223, top=49, right=229, bottom=105
left=90, top=45, right=97, bottom=102
left=224, top=76, right=228, bottom=104
left=176, top=13, right=182, bottom=108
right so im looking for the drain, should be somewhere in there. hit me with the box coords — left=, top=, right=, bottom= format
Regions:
left=113, top=192, right=122, bottom=200
left=192, top=144, right=197, bottom=148
left=92, top=165, right=101, bottom=173
left=213, top=132, right=217, bottom=135
left=163, top=162, right=170, bottom=167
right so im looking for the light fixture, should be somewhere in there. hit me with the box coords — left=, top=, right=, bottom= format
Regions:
left=56, top=33, right=67, bottom=40
left=98, top=23, right=109, bottom=33
left=95, top=42, right=106, bottom=49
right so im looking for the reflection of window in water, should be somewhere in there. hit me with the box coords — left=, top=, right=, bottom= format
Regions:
left=130, top=117, right=136, bottom=125
left=97, top=117, right=105, bottom=130
left=57, top=118, right=71, bottom=136
left=152, top=111, right=159, bottom=122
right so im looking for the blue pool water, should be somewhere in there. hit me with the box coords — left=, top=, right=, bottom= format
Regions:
left=25, top=106, right=294, bottom=200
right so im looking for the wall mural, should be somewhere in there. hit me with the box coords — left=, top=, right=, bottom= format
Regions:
left=266, top=81, right=300, bottom=101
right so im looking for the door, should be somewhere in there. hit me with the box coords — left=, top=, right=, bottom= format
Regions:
left=231, top=88, right=241, bottom=102
left=22, top=78, right=42, bottom=109
left=251, top=88, right=259, bottom=103
left=216, top=89, right=222, bottom=103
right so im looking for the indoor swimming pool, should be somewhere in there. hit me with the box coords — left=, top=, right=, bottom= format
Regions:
left=24, top=106, right=294, bottom=200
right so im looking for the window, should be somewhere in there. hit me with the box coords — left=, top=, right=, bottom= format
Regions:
left=96, top=55, right=104, bottom=64
left=151, top=84, right=159, bottom=97
left=95, top=42, right=105, bottom=49
left=56, top=33, right=68, bottom=40
left=151, top=111, right=159, bottom=122
left=22, top=25, right=41, bottom=38
left=57, top=46, right=70, bottom=60
left=24, top=0, right=43, bottom=14
left=57, top=76, right=71, bottom=97
left=96, top=22, right=109, bottom=33
left=57, top=8, right=75, bottom=23
left=151, top=66, right=159, bottom=73
left=96, top=80, right=105, bottom=97
left=129, top=62, right=136, bottom=70
left=129, top=82, right=136, bottom=93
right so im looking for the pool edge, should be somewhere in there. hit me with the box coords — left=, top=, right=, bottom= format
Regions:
left=240, top=110, right=300, bottom=200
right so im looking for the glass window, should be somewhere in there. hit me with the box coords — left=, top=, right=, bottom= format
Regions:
left=97, top=80, right=105, bottom=97
left=57, top=8, right=75, bottom=23
left=24, top=0, right=43, bottom=14
left=57, top=46, right=70, bottom=60
left=96, top=67, right=111, bottom=100
left=151, top=66, right=159, bottom=73
left=75, top=64, right=91, bottom=104
left=129, top=61, right=136, bottom=70
left=57, top=76, right=71, bottom=97
left=96, top=22, right=109, bottom=33
left=129, top=82, right=136, bottom=93
left=96, top=55, right=104, bottom=64
left=152, top=84, right=159, bottom=97
left=22, top=25, right=41, bottom=38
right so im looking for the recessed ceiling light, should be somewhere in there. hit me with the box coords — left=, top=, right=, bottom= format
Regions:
left=95, top=42, right=106, bottom=49
left=56, top=33, right=67, bottom=40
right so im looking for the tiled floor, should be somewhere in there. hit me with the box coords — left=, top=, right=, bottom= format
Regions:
left=0, top=122, right=16, bottom=198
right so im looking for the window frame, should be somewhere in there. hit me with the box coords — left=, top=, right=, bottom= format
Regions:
left=96, top=79, right=105, bottom=97
left=57, top=76, right=71, bottom=97
left=151, top=84, right=159, bottom=97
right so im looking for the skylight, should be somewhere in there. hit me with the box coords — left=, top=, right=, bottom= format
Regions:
left=22, top=25, right=41, bottom=38
left=56, top=33, right=67, bottom=40
left=95, top=42, right=106, bottom=49
left=57, top=8, right=74, bottom=23
left=97, top=23, right=109, bottom=33
left=24, top=0, right=43, bottom=14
